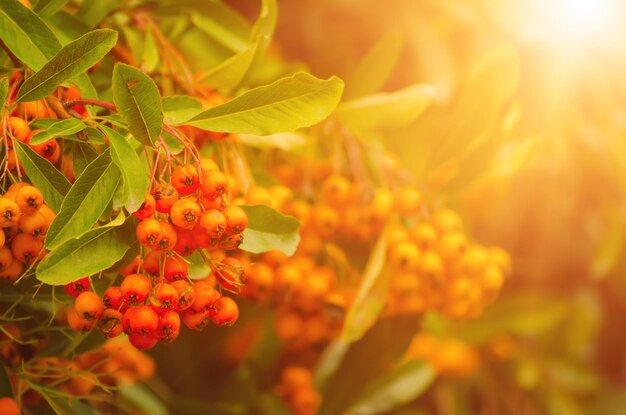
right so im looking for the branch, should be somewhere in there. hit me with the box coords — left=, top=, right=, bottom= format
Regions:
left=44, top=96, right=72, bottom=119
left=63, top=99, right=116, bottom=111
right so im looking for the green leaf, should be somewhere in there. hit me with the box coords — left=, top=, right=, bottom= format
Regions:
left=335, top=84, right=435, bottom=132
left=341, top=230, right=389, bottom=342
left=0, top=77, right=8, bottom=108
left=346, top=361, right=435, bottom=415
left=141, top=23, right=160, bottom=72
left=69, top=141, right=98, bottom=178
left=17, top=29, right=118, bottom=102
left=33, top=0, right=69, bottom=18
left=162, top=95, right=203, bottom=125
left=187, top=251, right=211, bottom=279
left=197, top=39, right=259, bottom=93
left=47, top=10, right=90, bottom=44
left=190, top=11, right=249, bottom=53
left=45, top=149, right=122, bottom=250
left=119, top=384, right=168, bottom=415
left=36, top=216, right=135, bottom=285
left=0, top=0, right=61, bottom=70
left=71, top=72, right=99, bottom=100
left=75, top=0, right=122, bottom=28
left=187, top=72, right=344, bottom=134
left=345, top=30, right=404, bottom=100
left=112, top=63, right=163, bottom=147
left=239, top=205, right=301, bottom=256
left=100, top=125, right=150, bottom=213
left=245, top=0, right=277, bottom=78
left=14, top=141, right=70, bottom=212
left=29, top=118, right=87, bottom=144
left=315, top=340, right=351, bottom=388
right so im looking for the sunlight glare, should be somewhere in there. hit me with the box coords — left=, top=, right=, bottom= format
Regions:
left=527, top=0, right=621, bottom=44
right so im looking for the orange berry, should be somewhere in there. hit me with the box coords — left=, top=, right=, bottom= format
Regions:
left=0, top=397, right=20, bottom=415
left=121, top=273, right=152, bottom=304
left=157, top=310, right=181, bottom=342
left=5, top=116, right=30, bottom=142
left=31, top=139, right=61, bottom=164
left=135, top=218, right=163, bottom=247
left=170, top=198, right=201, bottom=230
left=200, top=170, right=227, bottom=199
left=0, top=197, right=21, bottom=227
left=11, top=233, right=43, bottom=264
left=152, top=183, right=179, bottom=213
left=123, top=305, right=159, bottom=335
left=18, top=210, right=50, bottom=237
left=98, top=309, right=124, bottom=338
left=171, top=164, right=200, bottom=195
left=132, top=194, right=156, bottom=219
left=210, top=296, right=239, bottom=327
left=222, top=206, right=248, bottom=235
left=197, top=209, right=226, bottom=237
left=15, top=185, right=43, bottom=215
left=74, top=291, right=104, bottom=321
left=155, top=221, right=177, bottom=251
left=394, top=187, right=424, bottom=217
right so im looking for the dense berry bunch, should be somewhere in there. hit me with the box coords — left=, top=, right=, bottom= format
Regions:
left=385, top=208, right=511, bottom=319
left=276, top=366, right=321, bottom=415
left=0, top=182, right=55, bottom=280
left=64, top=158, right=248, bottom=349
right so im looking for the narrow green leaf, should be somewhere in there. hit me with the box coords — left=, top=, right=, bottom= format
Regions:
left=33, top=0, right=68, bottom=18
left=36, top=217, right=135, bottom=285
left=119, top=384, right=168, bottom=415
left=75, top=0, right=122, bottom=28
left=29, top=118, right=86, bottom=144
left=346, top=361, right=435, bottom=415
left=17, top=29, right=118, bottom=102
left=100, top=125, right=150, bottom=213
left=246, top=0, right=277, bottom=76
left=45, top=149, right=122, bottom=250
left=345, top=30, right=404, bottom=100
left=190, top=11, right=249, bottom=53
left=335, top=84, right=435, bottom=132
left=48, top=10, right=90, bottom=44
left=69, top=141, right=98, bottom=178
left=187, top=72, right=344, bottom=134
left=14, top=141, right=70, bottom=212
left=0, top=0, right=61, bottom=70
left=341, top=230, right=390, bottom=342
left=239, top=204, right=301, bottom=256
left=162, top=95, right=203, bottom=125
left=112, top=63, right=163, bottom=147
left=0, top=77, right=8, bottom=108
left=141, top=23, right=160, bottom=72
left=197, top=39, right=258, bottom=93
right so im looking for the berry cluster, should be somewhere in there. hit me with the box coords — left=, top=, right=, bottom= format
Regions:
left=385, top=207, right=511, bottom=319
left=276, top=366, right=321, bottom=415
left=404, top=333, right=480, bottom=378
left=64, top=158, right=248, bottom=349
left=0, top=182, right=55, bottom=280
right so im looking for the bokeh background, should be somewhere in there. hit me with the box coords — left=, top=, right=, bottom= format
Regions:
left=220, top=1, right=626, bottom=413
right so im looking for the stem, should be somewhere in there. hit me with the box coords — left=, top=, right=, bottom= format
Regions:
left=63, top=99, right=116, bottom=111
left=0, top=40, right=21, bottom=67
left=44, top=96, right=72, bottom=119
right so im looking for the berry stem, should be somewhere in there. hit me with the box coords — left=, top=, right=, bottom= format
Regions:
left=63, top=99, right=117, bottom=111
